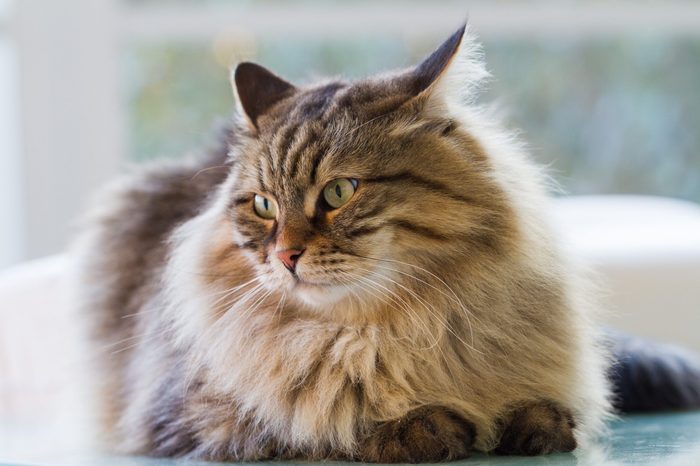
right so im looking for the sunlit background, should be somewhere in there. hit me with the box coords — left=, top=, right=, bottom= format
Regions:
left=1, top=0, right=699, bottom=268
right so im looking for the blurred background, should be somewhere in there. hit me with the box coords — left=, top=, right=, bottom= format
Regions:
left=1, top=0, right=700, bottom=269
left=1, top=1, right=700, bottom=463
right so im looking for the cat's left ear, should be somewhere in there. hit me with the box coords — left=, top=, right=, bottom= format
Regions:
left=231, top=62, right=297, bottom=131
left=405, top=24, right=488, bottom=111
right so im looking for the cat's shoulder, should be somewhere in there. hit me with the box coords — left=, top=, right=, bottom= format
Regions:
left=84, top=131, right=232, bottom=253
left=74, top=128, right=233, bottom=324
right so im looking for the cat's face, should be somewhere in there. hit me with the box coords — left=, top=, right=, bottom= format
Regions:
left=228, top=83, right=451, bottom=307
left=221, top=27, right=512, bottom=312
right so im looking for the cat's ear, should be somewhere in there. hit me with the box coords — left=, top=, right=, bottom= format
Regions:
left=406, top=24, right=488, bottom=110
left=231, top=62, right=297, bottom=130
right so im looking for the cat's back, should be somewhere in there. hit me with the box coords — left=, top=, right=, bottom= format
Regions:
left=77, top=132, right=231, bottom=349
left=75, top=131, right=233, bottom=436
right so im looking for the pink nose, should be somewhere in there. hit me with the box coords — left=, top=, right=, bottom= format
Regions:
left=276, top=248, right=305, bottom=273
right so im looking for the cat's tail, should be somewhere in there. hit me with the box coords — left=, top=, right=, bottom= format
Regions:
left=607, top=330, right=700, bottom=412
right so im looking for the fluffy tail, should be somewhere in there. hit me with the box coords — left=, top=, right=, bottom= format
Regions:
left=608, top=330, right=700, bottom=412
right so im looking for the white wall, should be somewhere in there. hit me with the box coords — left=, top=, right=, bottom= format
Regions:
left=0, top=2, right=24, bottom=268
left=14, top=0, right=125, bottom=262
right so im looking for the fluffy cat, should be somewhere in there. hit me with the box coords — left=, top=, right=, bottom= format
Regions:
left=78, top=25, right=614, bottom=462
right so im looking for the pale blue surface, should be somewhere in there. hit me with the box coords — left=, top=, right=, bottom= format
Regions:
left=2, top=413, right=699, bottom=466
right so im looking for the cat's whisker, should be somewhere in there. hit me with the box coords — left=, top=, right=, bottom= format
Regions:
left=334, top=271, right=417, bottom=346
left=360, top=269, right=464, bottom=381
left=331, top=273, right=371, bottom=314
left=217, top=282, right=272, bottom=322
left=108, top=328, right=172, bottom=356
left=273, top=290, right=287, bottom=324
left=350, top=254, right=466, bottom=303
left=339, top=271, right=459, bottom=381
left=180, top=286, right=273, bottom=396
left=352, top=265, right=484, bottom=357
left=334, top=274, right=417, bottom=345
left=210, top=277, right=265, bottom=310
left=217, top=289, right=274, bottom=348
left=244, top=289, right=275, bottom=320
left=350, top=253, right=482, bottom=349
left=149, top=281, right=269, bottom=395
left=179, top=269, right=260, bottom=279
left=344, top=110, right=395, bottom=137
left=208, top=274, right=270, bottom=310
left=357, top=260, right=480, bottom=349
left=334, top=271, right=375, bottom=312
left=215, top=284, right=268, bottom=323
left=357, top=255, right=473, bottom=308
left=207, top=276, right=264, bottom=299
left=120, top=308, right=161, bottom=319
left=99, top=327, right=169, bottom=352
left=212, top=285, right=265, bottom=321
left=190, top=164, right=231, bottom=180
left=364, top=261, right=473, bottom=315
left=338, top=270, right=441, bottom=350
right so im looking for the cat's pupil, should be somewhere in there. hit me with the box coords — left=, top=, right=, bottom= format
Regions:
left=335, top=184, right=342, bottom=197
left=263, top=198, right=269, bottom=210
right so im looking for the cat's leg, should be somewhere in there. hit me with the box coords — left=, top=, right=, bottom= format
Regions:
left=357, top=406, right=476, bottom=463
left=495, top=399, right=577, bottom=456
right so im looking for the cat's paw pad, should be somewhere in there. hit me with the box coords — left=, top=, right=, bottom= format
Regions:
left=360, top=406, right=475, bottom=463
left=495, top=400, right=577, bottom=456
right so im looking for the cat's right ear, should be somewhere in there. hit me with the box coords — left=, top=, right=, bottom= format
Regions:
left=404, top=24, right=489, bottom=114
left=231, top=62, right=297, bottom=131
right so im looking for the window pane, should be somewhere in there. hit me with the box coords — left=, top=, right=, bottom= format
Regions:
left=125, top=35, right=700, bottom=203
left=486, top=38, right=700, bottom=201
left=0, top=0, right=11, bottom=20
left=125, top=37, right=413, bottom=162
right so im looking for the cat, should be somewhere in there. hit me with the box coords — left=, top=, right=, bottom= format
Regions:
left=76, top=25, right=700, bottom=463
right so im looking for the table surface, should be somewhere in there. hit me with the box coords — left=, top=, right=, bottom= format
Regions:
left=2, top=412, right=700, bottom=466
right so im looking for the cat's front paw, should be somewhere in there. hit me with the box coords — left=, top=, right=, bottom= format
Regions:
left=495, top=399, right=577, bottom=456
left=358, top=406, right=476, bottom=463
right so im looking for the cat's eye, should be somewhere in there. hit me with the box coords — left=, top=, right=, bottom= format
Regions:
left=322, top=178, right=358, bottom=209
left=253, top=194, right=277, bottom=219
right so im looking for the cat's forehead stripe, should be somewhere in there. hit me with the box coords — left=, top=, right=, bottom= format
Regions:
left=284, top=124, right=319, bottom=181
left=257, top=163, right=267, bottom=192
left=267, top=124, right=295, bottom=172
left=277, top=122, right=303, bottom=178
left=255, top=79, right=419, bottom=199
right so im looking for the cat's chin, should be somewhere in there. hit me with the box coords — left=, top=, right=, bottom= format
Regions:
left=293, top=280, right=350, bottom=308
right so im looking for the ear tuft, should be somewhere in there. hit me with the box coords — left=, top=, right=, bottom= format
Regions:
left=410, top=24, right=489, bottom=108
left=412, top=25, right=466, bottom=94
left=232, top=62, right=296, bottom=130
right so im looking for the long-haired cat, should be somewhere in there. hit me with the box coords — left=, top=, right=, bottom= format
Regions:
left=77, top=25, right=700, bottom=462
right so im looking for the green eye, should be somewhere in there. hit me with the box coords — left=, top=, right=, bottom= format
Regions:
left=253, top=194, right=277, bottom=219
left=323, top=178, right=357, bottom=209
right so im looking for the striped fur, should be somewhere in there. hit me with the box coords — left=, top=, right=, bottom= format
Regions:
left=77, top=26, right=611, bottom=462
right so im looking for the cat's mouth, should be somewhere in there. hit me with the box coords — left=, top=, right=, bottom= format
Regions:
left=292, top=276, right=334, bottom=289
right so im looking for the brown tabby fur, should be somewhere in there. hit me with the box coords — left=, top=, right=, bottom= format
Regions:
left=77, top=26, right=610, bottom=462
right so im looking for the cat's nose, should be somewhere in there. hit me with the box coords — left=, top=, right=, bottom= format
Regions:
left=276, top=248, right=305, bottom=273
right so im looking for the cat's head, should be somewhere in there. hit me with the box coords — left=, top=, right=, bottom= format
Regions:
left=218, top=26, right=517, bottom=313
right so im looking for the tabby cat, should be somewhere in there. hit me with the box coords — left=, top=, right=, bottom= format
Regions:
left=78, top=26, right=614, bottom=462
